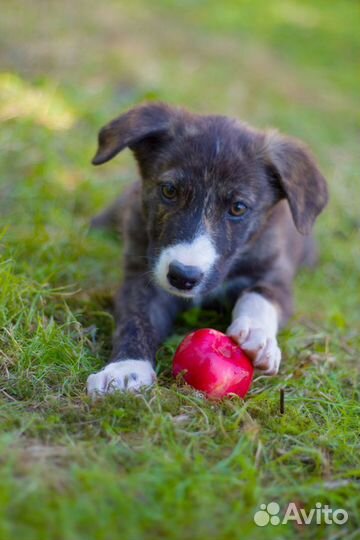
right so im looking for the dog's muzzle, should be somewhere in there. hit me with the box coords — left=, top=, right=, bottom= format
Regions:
left=153, top=234, right=218, bottom=296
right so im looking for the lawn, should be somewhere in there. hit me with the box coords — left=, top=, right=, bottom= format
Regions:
left=0, top=1, right=359, bottom=539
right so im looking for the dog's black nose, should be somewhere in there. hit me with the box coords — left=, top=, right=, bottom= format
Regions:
left=167, top=261, right=203, bottom=291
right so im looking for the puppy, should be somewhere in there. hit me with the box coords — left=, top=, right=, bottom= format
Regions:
left=87, top=103, right=328, bottom=396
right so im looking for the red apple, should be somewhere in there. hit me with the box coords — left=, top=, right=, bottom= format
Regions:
left=173, top=328, right=254, bottom=399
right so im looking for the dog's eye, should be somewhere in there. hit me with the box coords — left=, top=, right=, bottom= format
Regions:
left=160, top=183, right=177, bottom=201
left=228, top=201, right=248, bottom=219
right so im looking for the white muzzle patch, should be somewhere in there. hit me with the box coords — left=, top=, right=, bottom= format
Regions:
left=154, top=234, right=218, bottom=297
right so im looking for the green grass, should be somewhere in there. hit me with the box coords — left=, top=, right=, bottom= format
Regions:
left=0, top=1, right=360, bottom=538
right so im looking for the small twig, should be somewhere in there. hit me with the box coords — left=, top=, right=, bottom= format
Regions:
left=0, top=388, right=17, bottom=401
left=280, top=388, right=285, bottom=414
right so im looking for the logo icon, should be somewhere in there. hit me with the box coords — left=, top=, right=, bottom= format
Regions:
left=253, top=502, right=280, bottom=526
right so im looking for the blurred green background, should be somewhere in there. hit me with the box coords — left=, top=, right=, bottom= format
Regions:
left=0, top=1, right=359, bottom=539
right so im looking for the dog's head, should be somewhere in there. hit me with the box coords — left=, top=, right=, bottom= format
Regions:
left=93, top=103, right=328, bottom=298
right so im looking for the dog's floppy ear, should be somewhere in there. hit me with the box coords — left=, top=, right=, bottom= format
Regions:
left=92, top=103, right=176, bottom=165
left=263, top=131, right=329, bottom=234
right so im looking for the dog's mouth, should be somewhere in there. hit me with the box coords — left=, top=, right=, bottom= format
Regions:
left=157, top=280, right=202, bottom=299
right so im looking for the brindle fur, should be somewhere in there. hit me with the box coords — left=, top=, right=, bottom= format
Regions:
left=91, top=103, right=328, bottom=367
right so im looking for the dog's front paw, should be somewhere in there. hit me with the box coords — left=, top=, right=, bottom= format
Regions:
left=226, top=316, right=281, bottom=375
left=87, top=359, right=156, bottom=398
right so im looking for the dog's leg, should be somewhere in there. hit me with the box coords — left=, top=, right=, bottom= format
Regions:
left=226, top=288, right=290, bottom=375
left=87, top=277, right=183, bottom=397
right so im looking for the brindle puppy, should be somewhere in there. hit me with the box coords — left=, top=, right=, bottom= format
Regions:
left=87, top=103, right=328, bottom=395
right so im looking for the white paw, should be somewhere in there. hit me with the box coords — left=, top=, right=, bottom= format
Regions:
left=87, top=360, right=156, bottom=398
left=226, top=316, right=281, bottom=375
